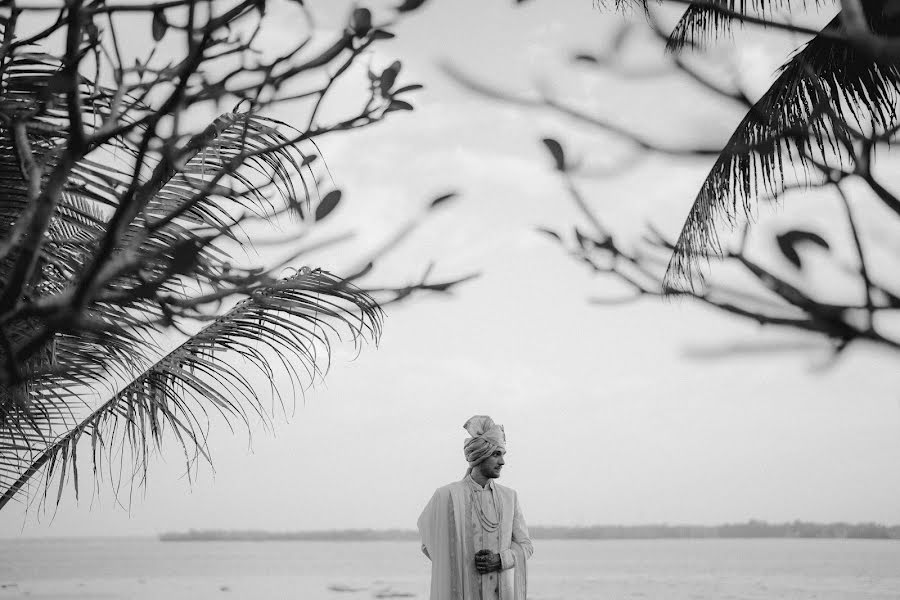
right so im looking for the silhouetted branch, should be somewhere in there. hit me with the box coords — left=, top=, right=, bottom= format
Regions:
left=0, top=0, right=463, bottom=512
left=475, top=11, right=900, bottom=358
left=543, top=159, right=900, bottom=355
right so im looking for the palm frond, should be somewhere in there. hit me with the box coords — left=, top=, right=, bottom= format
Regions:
left=0, top=48, right=327, bottom=474
left=84, top=111, right=322, bottom=369
left=0, top=50, right=141, bottom=296
left=665, top=0, right=826, bottom=51
left=0, top=268, right=382, bottom=510
left=1, top=47, right=320, bottom=377
left=0, top=52, right=152, bottom=424
left=119, top=111, right=315, bottom=281
left=665, top=10, right=900, bottom=288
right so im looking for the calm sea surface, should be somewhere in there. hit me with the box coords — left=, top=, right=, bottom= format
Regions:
left=1, top=538, right=899, bottom=599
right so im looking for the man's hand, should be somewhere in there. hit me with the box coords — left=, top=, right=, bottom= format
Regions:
left=474, top=549, right=502, bottom=574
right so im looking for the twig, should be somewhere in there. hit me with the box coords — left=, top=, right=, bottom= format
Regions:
left=834, top=182, right=875, bottom=331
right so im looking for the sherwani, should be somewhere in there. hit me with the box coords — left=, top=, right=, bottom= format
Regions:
left=418, top=475, right=534, bottom=600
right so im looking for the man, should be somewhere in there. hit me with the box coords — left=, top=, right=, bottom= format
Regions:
left=418, top=415, right=534, bottom=600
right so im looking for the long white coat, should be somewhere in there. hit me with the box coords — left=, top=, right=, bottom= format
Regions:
left=418, top=477, right=534, bottom=600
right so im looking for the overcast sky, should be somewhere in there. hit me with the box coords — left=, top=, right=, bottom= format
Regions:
left=2, top=0, right=900, bottom=538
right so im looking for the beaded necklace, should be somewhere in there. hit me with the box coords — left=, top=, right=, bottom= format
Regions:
left=472, top=484, right=502, bottom=532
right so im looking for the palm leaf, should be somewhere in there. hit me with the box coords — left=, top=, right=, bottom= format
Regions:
left=665, top=0, right=829, bottom=51
left=0, top=53, right=155, bottom=441
left=0, top=268, right=382, bottom=510
left=665, top=9, right=900, bottom=288
left=2, top=53, right=320, bottom=383
left=0, top=50, right=140, bottom=304
left=0, top=46, right=331, bottom=494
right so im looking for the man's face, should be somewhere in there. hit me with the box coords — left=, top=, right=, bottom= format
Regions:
left=476, top=448, right=506, bottom=479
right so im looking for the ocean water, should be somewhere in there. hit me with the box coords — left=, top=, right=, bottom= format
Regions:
left=1, top=538, right=899, bottom=599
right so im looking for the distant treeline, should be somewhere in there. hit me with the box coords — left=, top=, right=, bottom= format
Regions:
left=530, top=521, right=900, bottom=540
left=159, top=520, right=900, bottom=542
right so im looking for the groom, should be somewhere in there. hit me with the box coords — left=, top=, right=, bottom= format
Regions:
left=418, top=416, right=534, bottom=600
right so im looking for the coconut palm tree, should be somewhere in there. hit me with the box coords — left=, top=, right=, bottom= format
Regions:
left=656, top=0, right=900, bottom=286
left=448, top=0, right=900, bottom=354
left=0, top=2, right=423, bottom=513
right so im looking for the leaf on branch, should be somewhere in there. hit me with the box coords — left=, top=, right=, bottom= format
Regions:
left=370, top=29, right=396, bottom=40
left=393, top=84, right=424, bottom=95
left=380, top=61, right=402, bottom=96
left=536, top=227, right=562, bottom=242
left=385, top=99, right=414, bottom=113
left=152, top=9, right=169, bottom=42
left=315, top=190, right=342, bottom=221
left=573, top=53, right=600, bottom=63
left=776, top=229, right=830, bottom=269
left=350, top=8, right=372, bottom=37
left=397, top=0, right=429, bottom=12
left=541, top=138, right=566, bottom=171
left=429, top=192, right=458, bottom=209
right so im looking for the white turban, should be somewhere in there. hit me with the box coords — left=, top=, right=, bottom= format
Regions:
left=463, top=415, right=506, bottom=468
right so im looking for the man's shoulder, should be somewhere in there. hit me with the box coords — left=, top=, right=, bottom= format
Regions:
left=492, top=481, right=518, bottom=498
left=432, top=480, right=466, bottom=497
left=431, top=479, right=518, bottom=497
